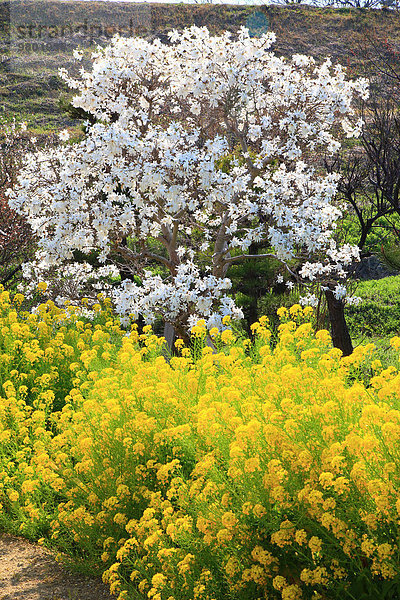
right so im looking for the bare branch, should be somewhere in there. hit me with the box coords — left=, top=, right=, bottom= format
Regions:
left=114, top=243, right=173, bottom=270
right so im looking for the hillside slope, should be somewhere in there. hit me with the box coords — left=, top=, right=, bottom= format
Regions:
left=1, top=2, right=400, bottom=131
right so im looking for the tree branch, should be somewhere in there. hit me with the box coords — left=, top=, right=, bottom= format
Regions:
left=115, top=244, right=172, bottom=270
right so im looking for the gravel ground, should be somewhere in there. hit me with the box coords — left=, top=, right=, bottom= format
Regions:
left=0, top=533, right=113, bottom=600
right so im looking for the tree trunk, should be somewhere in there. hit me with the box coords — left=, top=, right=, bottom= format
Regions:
left=358, top=224, right=370, bottom=251
left=246, top=298, right=259, bottom=336
left=324, top=289, right=353, bottom=357
left=163, top=322, right=176, bottom=352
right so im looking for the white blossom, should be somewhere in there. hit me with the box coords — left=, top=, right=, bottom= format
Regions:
left=333, top=283, right=347, bottom=300
left=299, top=293, right=319, bottom=307
left=346, top=295, right=361, bottom=306
left=58, top=129, right=70, bottom=142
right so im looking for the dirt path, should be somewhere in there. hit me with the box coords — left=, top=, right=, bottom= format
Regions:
left=0, top=533, right=114, bottom=600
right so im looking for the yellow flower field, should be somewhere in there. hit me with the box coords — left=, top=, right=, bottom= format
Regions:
left=0, top=289, right=400, bottom=600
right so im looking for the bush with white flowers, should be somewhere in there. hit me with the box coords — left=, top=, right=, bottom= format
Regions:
left=8, top=26, right=368, bottom=334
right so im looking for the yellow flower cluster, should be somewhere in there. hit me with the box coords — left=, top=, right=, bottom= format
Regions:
left=0, top=288, right=127, bottom=535
left=1, top=292, right=400, bottom=600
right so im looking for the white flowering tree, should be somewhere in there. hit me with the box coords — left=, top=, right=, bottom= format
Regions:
left=8, top=26, right=368, bottom=353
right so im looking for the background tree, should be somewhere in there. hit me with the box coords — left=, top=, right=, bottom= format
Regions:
left=9, top=27, right=367, bottom=353
left=0, top=121, right=37, bottom=289
left=330, top=29, right=400, bottom=259
left=327, top=105, right=399, bottom=253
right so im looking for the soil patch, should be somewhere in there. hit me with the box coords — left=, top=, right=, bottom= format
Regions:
left=0, top=533, right=113, bottom=600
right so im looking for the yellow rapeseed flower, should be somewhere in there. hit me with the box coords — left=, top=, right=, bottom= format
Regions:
left=37, top=281, right=48, bottom=293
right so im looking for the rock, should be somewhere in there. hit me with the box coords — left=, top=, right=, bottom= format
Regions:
left=352, top=254, right=398, bottom=281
